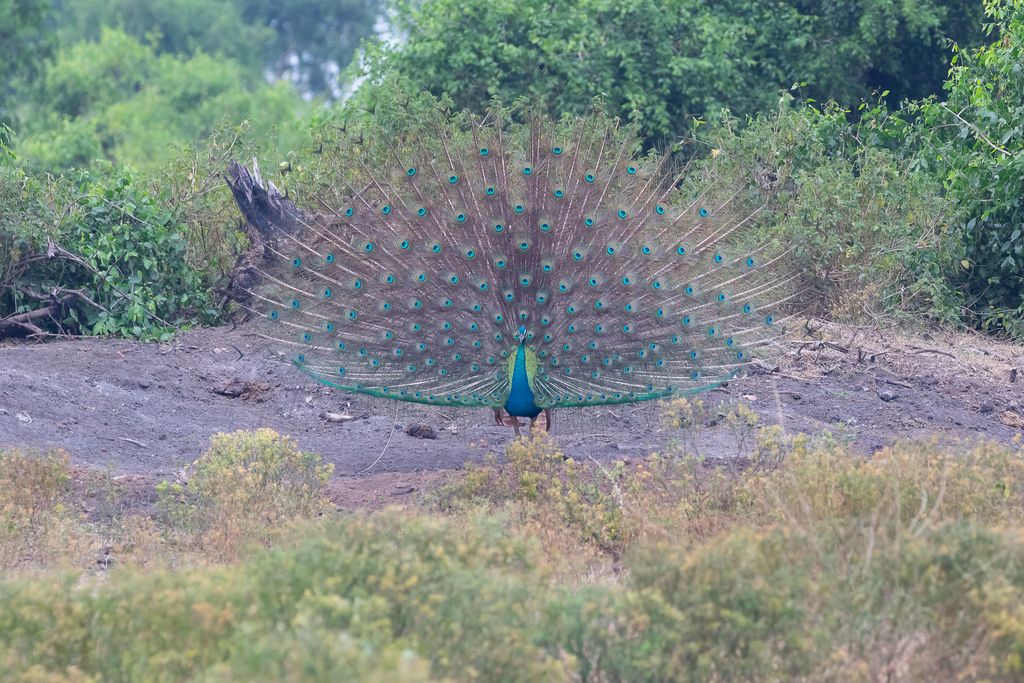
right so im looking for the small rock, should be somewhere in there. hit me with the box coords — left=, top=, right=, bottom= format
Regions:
left=741, top=394, right=758, bottom=401
left=788, top=393, right=802, bottom=401
left=137, top=378, right=152, bottom=389
left=878, top=390, right=898, bottom=402
left=211, top=379, right=270, bottom=400
left=212, top=379, right=246, bottom=398
left=391, top=485, right=415, bottom=496
left=0, top=408, right=8, bottom=416
left=320, top=411, right=368, bottom=423
left=979, top=403, right=995, bottom=414
left=405, top=423, right=437, bottom=439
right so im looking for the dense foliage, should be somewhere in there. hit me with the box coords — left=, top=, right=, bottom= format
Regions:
left=53, top=0, right=380, bottom=96
left=0, top=0, right=54, bottom=125
left=14, top=27, right=309, bottom=172
left=0, top=164, right=216, bottom=339
left=911, top=1, right=1024, bottom=334
left=704, top=101, right=961, bottom=325
left=362, top=0, right=986, bottom=145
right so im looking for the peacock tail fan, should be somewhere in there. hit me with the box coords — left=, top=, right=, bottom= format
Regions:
left=236, top=102, right=800, bottom=410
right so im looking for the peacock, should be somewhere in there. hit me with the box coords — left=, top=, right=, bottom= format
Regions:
left=229, top=103, right=798, bottom=436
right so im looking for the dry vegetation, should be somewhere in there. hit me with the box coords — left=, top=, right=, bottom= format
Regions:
left=2, top=408, right=1024, bottom=682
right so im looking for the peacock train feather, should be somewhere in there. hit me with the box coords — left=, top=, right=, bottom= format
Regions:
left=232, top=103, right=799, bottom=419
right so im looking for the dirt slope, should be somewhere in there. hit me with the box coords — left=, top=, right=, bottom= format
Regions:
left=1, top=323, right=1021, bottom=483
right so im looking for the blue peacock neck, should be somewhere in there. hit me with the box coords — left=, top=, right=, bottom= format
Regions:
left=504, top=343, right=541, bottom=418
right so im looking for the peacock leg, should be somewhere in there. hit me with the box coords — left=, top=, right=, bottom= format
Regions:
left=512, top=418, right=521, bottom=437
left=543, top=408, right=552, bottom=433
left=493, top=408, right=504, bottom=426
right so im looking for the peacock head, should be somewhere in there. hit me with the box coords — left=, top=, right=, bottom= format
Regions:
left=516, top=325, right=528, bottom=343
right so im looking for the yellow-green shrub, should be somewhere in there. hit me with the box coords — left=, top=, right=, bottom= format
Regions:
left=432, top=434, right=630, bottom=554
left=0, top=512, right=567, bottom=682
left=0, top=449, right=94, bottom=572
left=156, top=429, right=333, bottom=558
left=562, top=521, right=1024, bottom=682
left=4, top=433, right=1024, bottom=681
left=741, top=436, right=1024, bottom=528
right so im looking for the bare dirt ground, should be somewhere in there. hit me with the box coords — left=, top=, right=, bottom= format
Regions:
left=2, top=321, right=1022, bottom=507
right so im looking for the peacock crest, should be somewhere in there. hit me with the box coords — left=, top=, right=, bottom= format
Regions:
left=232, top=102, right=798, bottom=420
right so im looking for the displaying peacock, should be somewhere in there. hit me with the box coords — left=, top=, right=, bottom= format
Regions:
left=231, top=103, right=798, bottom=436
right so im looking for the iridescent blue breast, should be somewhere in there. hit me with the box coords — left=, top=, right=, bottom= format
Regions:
left=504, top=345, right=541, bottom=418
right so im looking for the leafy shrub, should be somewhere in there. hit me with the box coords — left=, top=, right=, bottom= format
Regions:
left=0, top=512, right=565, bottom=681
left=157, top=429, right=333, bottom=558
left=550, top=436, right=1024, bottom=681
left=432, top=434, right=631, bottom=554
left=158, top=122, right=261, bottom=287
left=0, top=167, right=57, bottom=330
left=581, top=520, right=1024, bottom=682
left=911, top=0, right=1024, bottom=335
left=68, top=165, right=216, bottom=337
left=3, top=434, right=1024, bottom=680
left=0, top=449, right=93, bottom=572
left=742, top=436, right=1024, bottom=529
left=703, top=101, right=961, bottom=324
left=0, top=164, right=216, bottom=339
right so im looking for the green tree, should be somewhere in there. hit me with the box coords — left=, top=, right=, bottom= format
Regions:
left=52, top=0, right=272, bottom=76
left=360, top=0, right=985, bottom=145
left=54, top=0, right=380, bottom=97
left=14, top=28, right=309, bottom=172
left=0, top=0, right=54, bottom=125
left=237, top=0, right=381, bottom=95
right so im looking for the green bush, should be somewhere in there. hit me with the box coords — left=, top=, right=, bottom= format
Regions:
left=157, top=429, right=333, bottom=558
left=702, top=100, right=962, bottom=325
left=911, top=0, right=1024, bottom=335
left=3, top=435, right=1024, bottom=680
left=0, top=164, right=216, bottom=339
left=157, top=121, right=261, bottom=287
left=432, top=434, right=631, bottom=554
left=576, top=521, right=1024, bottom=681
left=0, top=512, right=565, bottom=681
left=0, top=449, right=93, bottom=573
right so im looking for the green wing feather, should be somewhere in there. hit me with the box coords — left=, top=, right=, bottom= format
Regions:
left=239, top=104, right=796, bottom=408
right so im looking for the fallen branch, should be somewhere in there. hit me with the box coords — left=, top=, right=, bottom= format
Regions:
left=908, top=348, right=957, bottom=360
left=0, top=305, right=57, bottom=336
left=794, top=340, right=850, bottom=355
